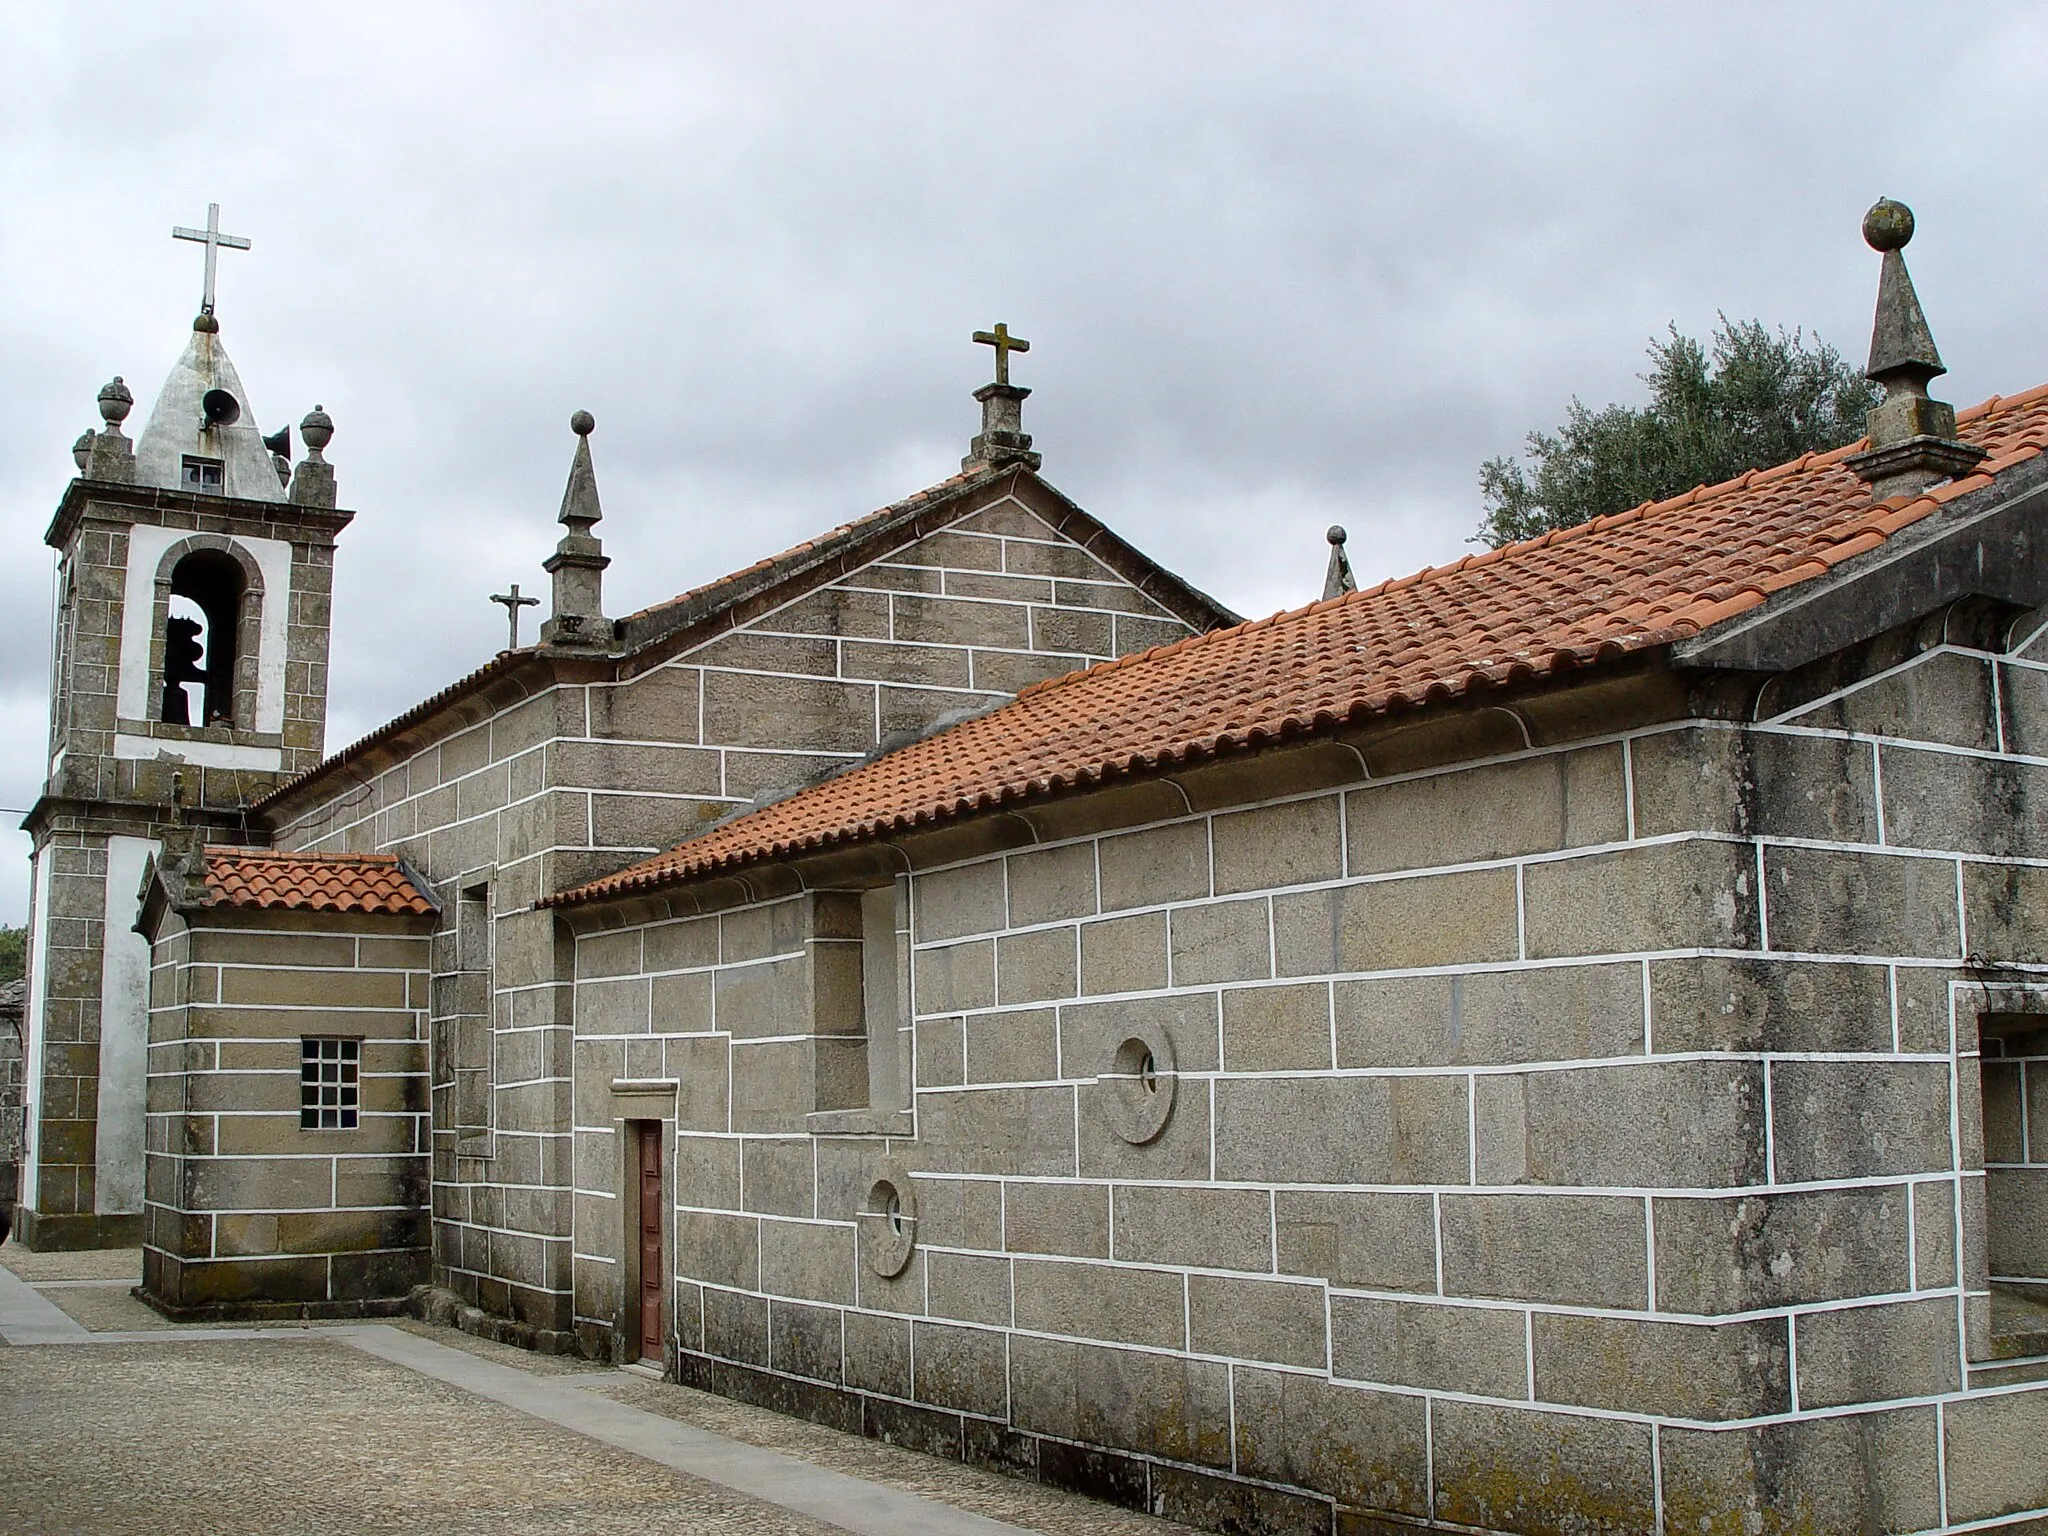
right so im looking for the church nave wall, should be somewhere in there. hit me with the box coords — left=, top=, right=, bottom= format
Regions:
left=557, top=626, right=2048, bottom=1533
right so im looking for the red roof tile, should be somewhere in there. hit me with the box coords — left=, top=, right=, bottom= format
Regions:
left=545, top=387, right=2048, bottom=910
left=197, top=849, right=436, bottom=916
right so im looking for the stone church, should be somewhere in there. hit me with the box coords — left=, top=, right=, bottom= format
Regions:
left=13, top=200, right=2048, bottom=1534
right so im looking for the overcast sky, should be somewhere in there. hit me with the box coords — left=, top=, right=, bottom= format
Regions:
left=2, top=3, right=2044, bottom=923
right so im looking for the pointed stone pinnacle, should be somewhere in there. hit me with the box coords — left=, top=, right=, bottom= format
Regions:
left=559, top=413, right=602, bottom=527
left=1323, top=525, right=1357, bottom=602
left=1847, top=199, right=1985, bottom=501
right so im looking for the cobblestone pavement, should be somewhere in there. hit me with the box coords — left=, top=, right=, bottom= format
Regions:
left=2, top=1338, right=846, bottom=1536
left=0, top=1239, right=143, bottom=1283
left=0, top=1242, right=1203, bottom=1536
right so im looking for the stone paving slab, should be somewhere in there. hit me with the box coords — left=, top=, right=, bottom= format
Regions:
left=583, top=1375, right=1206, bottom=1536
left=0, top=1256, right=88, bottom=1343
left=342, top=1326, right=1035, bottom=1536
left=387, top=1324, right=1203, bottom=1536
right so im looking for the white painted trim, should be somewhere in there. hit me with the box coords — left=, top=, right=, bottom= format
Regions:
left=94, top=834, right=157, bottom=1215
left=20, top=848, right=53, bottom=1204
left=115, top=525, right=293, bottom=733
left=112, top=733, right=286, bottom=771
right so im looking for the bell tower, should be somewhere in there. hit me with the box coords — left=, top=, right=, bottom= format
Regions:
left=15, top=208, right=353, bottom=1248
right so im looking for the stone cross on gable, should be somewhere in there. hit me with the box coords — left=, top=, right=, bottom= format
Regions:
left=171, top=203, right=251, bottom=317
left=490, top=583, right=541, bottom=650
left=973, top=322, right=1030, bottom=387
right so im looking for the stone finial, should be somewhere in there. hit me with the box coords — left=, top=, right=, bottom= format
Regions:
left=1847, top=199, right=1987, bottom=501
left=541, top=410, right=611, bottom=649
left=1323, top=525, right=1357, bottom=601
left=98, top=376, right=133, bottom=432
left=300, top=405, right=334, bottom=461
left=963, top=323, right=1043, bottom=473
left=290, top=405, right=338, bottom=507
left=81, top=375, right=137, bottom=482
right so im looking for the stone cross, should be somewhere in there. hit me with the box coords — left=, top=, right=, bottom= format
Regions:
left=171, top=203, right=251, bottom=317
left=490, top=583, right=540, bottom=650
left=972, top=322, right=1031, bottom=387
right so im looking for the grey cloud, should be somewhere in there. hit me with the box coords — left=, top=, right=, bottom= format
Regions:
left=2, top=2, right=2044, bottom=919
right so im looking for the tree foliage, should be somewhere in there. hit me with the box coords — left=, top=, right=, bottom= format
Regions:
left=0, top=927, right=23, bottom=987
left=1474, top=317, right=1879, bottom=549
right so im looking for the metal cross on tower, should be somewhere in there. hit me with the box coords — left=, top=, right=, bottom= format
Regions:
left=490, top=583, right=541, bottom=650
left=171, top=203, right=252, bottom=317
left=972, top=322, right=1031, bottom=387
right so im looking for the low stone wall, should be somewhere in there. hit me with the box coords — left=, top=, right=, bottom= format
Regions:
left=140, top=907, right=432, bottom=1315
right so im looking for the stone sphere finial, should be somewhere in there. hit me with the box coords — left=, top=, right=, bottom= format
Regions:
left=97, top=376, right=133, bottom=427
left=300, top=404, right=334, bottom=457
left=193, top=312, right=220, bottom=334
left=570, top=410, right=595, bottom=437
left=73, top=431, right=92, bottom=471
left=1327, top=525, right=1348, bottom=546
left=1863, top=198, right=1915, bottom=253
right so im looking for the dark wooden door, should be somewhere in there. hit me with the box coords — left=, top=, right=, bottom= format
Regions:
left=636, top=1121, right=664, bottom=1362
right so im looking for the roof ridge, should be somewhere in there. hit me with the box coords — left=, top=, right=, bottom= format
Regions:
left=210, top=848, right=401, bottom=863
left=611, top=466, right=993, bottom=627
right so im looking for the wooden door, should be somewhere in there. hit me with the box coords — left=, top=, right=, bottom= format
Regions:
left=636, top=1121, right=664, bottom=1362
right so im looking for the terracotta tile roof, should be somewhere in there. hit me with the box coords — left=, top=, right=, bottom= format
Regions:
left=197, top=849, right=437, bottom=916
left=547, top=386, right=2048, bottom=909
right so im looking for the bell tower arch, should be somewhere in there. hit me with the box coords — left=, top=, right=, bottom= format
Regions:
left=17, top=281, right=353, bottom=1249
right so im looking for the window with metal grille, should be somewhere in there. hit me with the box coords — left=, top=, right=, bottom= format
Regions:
left=300, top=1037, right=360, bottom=1129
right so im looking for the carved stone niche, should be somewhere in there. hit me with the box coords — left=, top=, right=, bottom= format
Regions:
left=857, top=1157, right=919, bottom=1278
left=1096, top=1022, right=1176, bottom=1145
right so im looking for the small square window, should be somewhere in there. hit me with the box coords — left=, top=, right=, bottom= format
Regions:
left=300, top=1037, right=360, bottom=1130
left=180, top=456, right=225, bottom=491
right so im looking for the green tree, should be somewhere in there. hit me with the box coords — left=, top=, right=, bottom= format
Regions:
left=1475, top=317, right=1879, bottom=549
left=0, top=926, right=23, bottom=986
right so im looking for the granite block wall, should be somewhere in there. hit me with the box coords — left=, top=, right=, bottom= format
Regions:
left=265, top=486, right=1198, bottom=1334
left=23, top=483, right=347, bottom=1250
left=566, top=623, right=2048, bottom=1534
left=140, top=909, right=432, bottom=1316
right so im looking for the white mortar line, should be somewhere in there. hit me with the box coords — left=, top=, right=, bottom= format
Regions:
left=1431, top=1194, right=1445, bottom=1297
left=1935, top=1398, right=1950, bottom=1529
left=1649, top=1420, right=1665, bottom=1536
left=1622, top=736, right=1637, bottom=842
left=1905, top=1176, right=1920, bottom=1293
left=1465, top=1073, right=1478, bottom=1186
left=1955, top=857, right=1970, bottom=960
left=1522, top=1308, right=1534, bottom=1401
left=1642, top=1196, right=1658, bottom=1312
left=1761, top=1061, right=1777, bottom=1187
left=1785, top=1310, right=1800, bottom=1412
left=1422, top=1394, right=1436, bottom=1523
